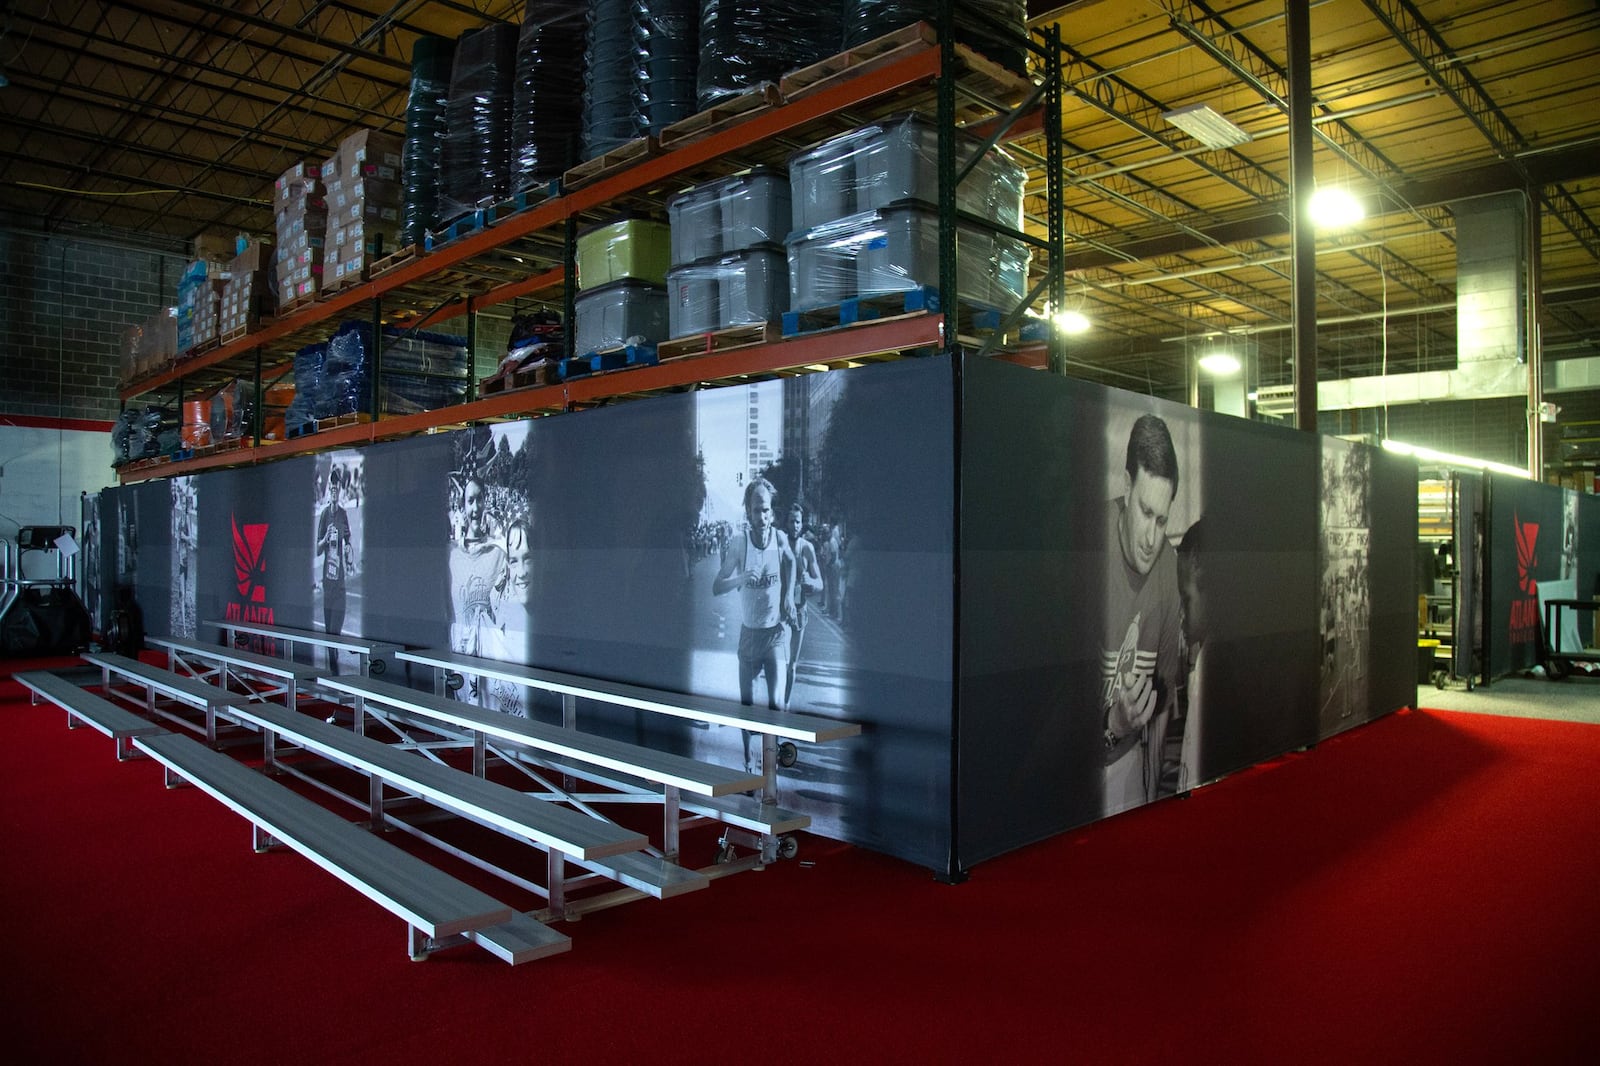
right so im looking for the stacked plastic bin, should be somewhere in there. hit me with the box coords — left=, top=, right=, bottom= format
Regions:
left=439, top=23, right=518, bottom=224
left=665, top=167, right=792, bottom=338
left=573, top=214, right=672, bottom=355
left=784, top=113, right=1030, bottom=313
left=402, top=35, right=454, bottom=249
left=582, top=0, right=700, bottom=161
left=696, top=0, right=842, bottom=110
left=511, top=4, right=586, bottom=189
left=843, top=0, right=1029, bottom=75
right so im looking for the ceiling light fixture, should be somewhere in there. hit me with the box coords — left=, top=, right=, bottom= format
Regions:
left=1053, top=309, right=1091, bottom=335
left=1381, top=439, right=1528, bottom=478
left=1198, top=351, right=1242, bottom=376
left=1309, top=186, right=1365, bottom=228
left=1161, top=103, right=1251, bottom=150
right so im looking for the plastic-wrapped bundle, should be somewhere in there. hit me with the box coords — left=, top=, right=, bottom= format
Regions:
left=403, top=35, right=455, bottom=248
left=440, top=23, right=519, bottom=222
left=512, top=4, right=587, bottom=188
left=320, top=320, right=471, bottom=416
left=379, top=328, right=471, bottom=375
left=382, top=375, right=472, bottom=416
left=321, top=320, right=374, bottom=419
left=287, top=341, right=326, bottom=429
left=785, top=204, right=1031, bottom=310
left=697, top=0, right=842, bottom=110
left=111, top=409, right=138, bottom=464
left=843, top=0, right=1028, bottom=75
left=208, top=378, right=255, bottom=443
left=583, top=0, right=700, bottom=160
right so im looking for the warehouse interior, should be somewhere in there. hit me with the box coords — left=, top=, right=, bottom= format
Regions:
left=2, top=0, right=1598, bottom=476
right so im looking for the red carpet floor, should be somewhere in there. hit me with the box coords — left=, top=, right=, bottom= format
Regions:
left=1, top=661, right=1595, bottom=1064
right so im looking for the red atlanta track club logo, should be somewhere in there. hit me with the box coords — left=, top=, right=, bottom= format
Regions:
left=226, top=514, right=276, bottom=644
left=1509, top=511, right=1540, bottom=645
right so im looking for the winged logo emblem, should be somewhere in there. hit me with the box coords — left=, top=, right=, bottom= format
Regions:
left=232, top=513, right=269, bottom=603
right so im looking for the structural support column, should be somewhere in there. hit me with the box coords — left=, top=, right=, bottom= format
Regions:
left=1287, top=0, right=1317, bottom=432
left=1526, top=190, right=1544, bottom=479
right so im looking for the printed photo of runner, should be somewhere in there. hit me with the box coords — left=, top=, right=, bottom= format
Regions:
left=312, top=451, right=365, bottom=674
left=170, top=476, right=198, bottom=639
left=447, top=422, right=532, bottom=717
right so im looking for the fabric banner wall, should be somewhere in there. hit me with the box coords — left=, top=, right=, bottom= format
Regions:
left=956, top=356, right=1416, bottom=869
left=99, top=357, right=956, bottom=871
left=1484, top=472, right=1600, bottom=678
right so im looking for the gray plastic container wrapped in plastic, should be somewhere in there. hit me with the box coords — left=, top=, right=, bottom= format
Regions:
left=668, top=182, right=723, bottom=263
left=667, top=245, right=789, bottom=336
left=785, top=204, right=1031, bottom=310
left=668, top=167, right=792, bottom=264
left=667, top=262, right=720, bottom=337
left=575, top=279, right=671, bottom=353
left=788, top=114, right=1028, bottom=230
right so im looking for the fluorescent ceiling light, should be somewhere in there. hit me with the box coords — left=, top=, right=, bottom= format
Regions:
left=1161, top=104, right=1251, bottom=150
left=1310, top=187, right=1365, bottom=228
left=1053, top=310, right=1091, bottom=335
left=1381, top=438, right=1528, bottom=478
left=1198, top=351, right=1241, bottom=376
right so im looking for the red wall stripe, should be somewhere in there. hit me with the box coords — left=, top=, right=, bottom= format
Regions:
left=0, top=414, right=117, bottom=433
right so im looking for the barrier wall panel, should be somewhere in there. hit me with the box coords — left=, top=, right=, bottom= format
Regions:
left=97, top=356, right=957, bottom=871
left=957, top=356, right=1415, bottom=870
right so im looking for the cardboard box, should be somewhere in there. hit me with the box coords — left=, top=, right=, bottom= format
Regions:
left=339, top=129, right=404, bottom=177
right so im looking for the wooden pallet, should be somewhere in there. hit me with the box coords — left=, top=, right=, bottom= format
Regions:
left=192, top=437, right=251, bottom=459
left=658, top=84, right=784, bottom=151
left=181, top=338, right=220, bottom=361
left=956, top=45, right=1034, bottom=107
left=479, top=360, right=556, bottom=396
left=371, top=244, right=423, bottom=279
left=323, top=271, right=367, bottom=295
left=562, top=136, right=661, bottom=191
left=780, top=22, right=939, bottom=101
left=657, top=322, right=782, bottom=361
left=485, top=182, right=560, bottom=224
left=219, top=324, right=253, bottom=346
left=278, top=292, right=321, bottom=318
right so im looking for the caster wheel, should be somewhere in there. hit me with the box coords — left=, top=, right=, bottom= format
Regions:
left=1433, top=670, right=1447, bottom=690
left=445, top=671, right=464, bottom=693
left=1546, top=658, right=1570, bottom=681
left=233, top=635, right=249, bottom=650
left=369, top=659, right=386, bottom=676
left=777, top=835, right=799, bottom=860
left=777, top=741, right=798, bottom=768
left=716, top=843, right=737, bottom=864
left=1466, top=678, right=1475, bottom=692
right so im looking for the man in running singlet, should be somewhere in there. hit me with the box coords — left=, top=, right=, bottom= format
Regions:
left=784, top=502, right=825, bottom=705
left=713, top=477, right=796, bottom=711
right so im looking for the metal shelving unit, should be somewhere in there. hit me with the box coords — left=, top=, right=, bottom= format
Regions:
left=117, top=14, right=1065, bottom=486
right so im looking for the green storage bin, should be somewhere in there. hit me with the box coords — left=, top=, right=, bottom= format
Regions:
left=575, top=216, right=670, bottom=291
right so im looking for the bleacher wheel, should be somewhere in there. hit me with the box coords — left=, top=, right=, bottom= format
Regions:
left=778, top=835, right=799, bottom=860
left=777, top=741, right=798, bottom=768
left=445, top=671, right=464, bottom=693
left=370, top=659, right=386, bottom=675
left=716, top=839, right=738, bottom=864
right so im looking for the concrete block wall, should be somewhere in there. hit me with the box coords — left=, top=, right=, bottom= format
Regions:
left=1, top=229, right=189, bottom=420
